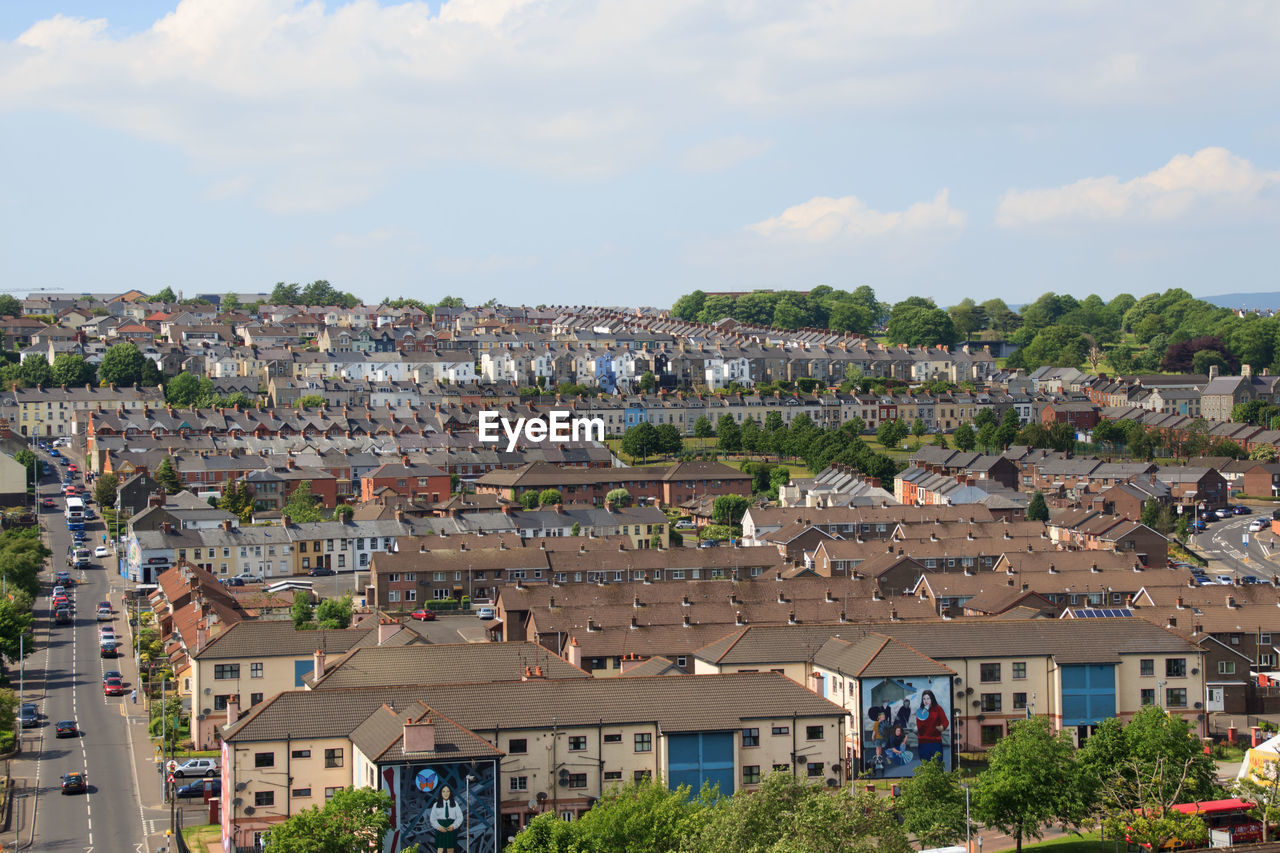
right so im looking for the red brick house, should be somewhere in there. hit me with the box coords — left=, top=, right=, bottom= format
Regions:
left=360, top=457, right=451, bottom=503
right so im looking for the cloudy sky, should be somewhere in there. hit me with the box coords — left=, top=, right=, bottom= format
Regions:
left=2, top=1, right=1278, bottom=307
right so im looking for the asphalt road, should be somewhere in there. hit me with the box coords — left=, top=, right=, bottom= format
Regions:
left=1192, top=510, right=1279, bottom=579
left=12, top=447, right=150, bottom=852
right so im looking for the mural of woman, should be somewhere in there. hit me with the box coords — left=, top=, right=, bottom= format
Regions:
left=915, top=689, right=950, bottom=764
left=884, top=725, right=912, bottom=766
left=429, top=785, right=462, bottom=853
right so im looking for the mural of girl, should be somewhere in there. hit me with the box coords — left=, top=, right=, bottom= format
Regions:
left=915, top=689, right=950, bottom=764
left=429, top=785, right=462, bottom=853
left=884, top=725, right=912, bottom=766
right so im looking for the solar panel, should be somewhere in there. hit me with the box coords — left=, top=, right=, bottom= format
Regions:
left=1072, top=608, right=1133, bottom=618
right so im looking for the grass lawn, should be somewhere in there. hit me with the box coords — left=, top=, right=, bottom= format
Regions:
left=183, top=824, right=222, bottom=853
left=1020, top=831, right=1106, bottom=853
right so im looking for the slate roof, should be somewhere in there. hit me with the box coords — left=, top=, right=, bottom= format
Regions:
left=306, top=642, right=589, bottom=689
left=192, top=620, right=373, bottom=661
left=813, top=634, right=954, bottom=678
left=349, top=701, right=503, bottom=764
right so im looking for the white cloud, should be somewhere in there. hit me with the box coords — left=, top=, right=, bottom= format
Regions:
left=748, top=190, right=965, bottom=242
left=996, top=147, right=1280, bottom=226
left=678, top=136, right=773, bottom=173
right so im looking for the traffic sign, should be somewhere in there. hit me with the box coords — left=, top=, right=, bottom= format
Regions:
left=167, top=773, right=175, bottom=784
left=165, top=759, right=178, bottom=774
left=1243, top=534, right=1251, bottom=545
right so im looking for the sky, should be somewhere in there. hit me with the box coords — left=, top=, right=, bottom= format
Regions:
left=2, top=1, right=1278, bottom=309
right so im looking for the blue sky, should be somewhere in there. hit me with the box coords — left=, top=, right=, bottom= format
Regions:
left=2, top=1, right=1278, bottom=308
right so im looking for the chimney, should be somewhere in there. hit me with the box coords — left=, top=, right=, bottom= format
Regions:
left=226, top=696, right=240, bottom=726
left=735, top=611, right=746, bottom=626
left=161, top=521, right=173, bottom=535
left=630, top=615, right=639, bottom=630
left=313, top=649, right=326, bottom=680
left=222, top=519, right=233, bottom=532
left=683, top=614, right=691, bottom=628
left=196, top=625, right=208, bottom=652
left=403, top=717, right=436, bottom=753
left=378, top=619, right=400, bottom=645
left=1176, top=595, right=1184, bottom=609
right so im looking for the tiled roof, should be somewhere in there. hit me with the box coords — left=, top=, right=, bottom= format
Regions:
left=193, top=620, right=373, bottom=661
left=814, top=634, right=954, bottom=678
left=307, top=642, right=589, bottom=689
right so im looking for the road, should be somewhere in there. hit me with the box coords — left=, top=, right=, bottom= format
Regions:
left=1191, top=509, right=1279, bottom=580
left=10, top=446, right=155, bottom=852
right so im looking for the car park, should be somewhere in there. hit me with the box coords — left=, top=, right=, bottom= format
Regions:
left=61, top=771, right=87, bottom=794
left=20, top=703, right=38, bottom=728
left=175, top=779, right=221, bottom=799
left=475, top=606, right=496, bottom=620
left=172, top=757, right=219, bottom=778
left=104, top=677, right=124, bottom=697
left=56, top=719, right=79, bottom=738
left=410, top=609, right=436, bottom=621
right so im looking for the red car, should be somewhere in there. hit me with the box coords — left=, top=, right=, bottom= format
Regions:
left=104, top=677, right=124, bottom=696
left=410, top=609, right=436, bottom=622
left=67, top=464, right=77, bottom=474
left=41, top=498, right=56, bottom=508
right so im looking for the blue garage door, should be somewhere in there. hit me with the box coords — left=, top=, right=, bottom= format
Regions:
left=667, top=732, right=735, bottom=796
left=1061, top=664, right=1116, bottom=726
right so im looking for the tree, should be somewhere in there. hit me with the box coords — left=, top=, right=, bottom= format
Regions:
left=1237, top=759, right=1280, bottom=842
left=284, top=480, right=323, bottom=523
left=932, top=430, right=948, bottom=448
left=333, top=503, right=354, bottom=521
left=1026, top=491, right=1049, bottom=522
left=164, top=372, right=205, bottom=406
left=508, top=779, right=711, bottom=853
left=620, top=422, right=659, bottom=461
left=294, top=394, right=327, bottom=408
left=953, top=423, right=976, bottom=452
left=519, top=490, right=541, bottom=509
left=886, top=300, right=958, bottom=347
left=638, top=371, right=656, bottom=392
left=0, top=295, right=21, bottom=317
left=570, top=521, right=581, bottom=536
left=17, top=355, right=52, bottom=387
left=1208, top=439, right=1245, bottom=459
left=270, top=282, right=301, bottom=304
left=693, top=416, right=715, bottom=440
left=911, top=418, right=928, bottom=440
left=655, top=423, right=684, bottom=456
left=0, top=592, right=35, bottom=663
left=221, top=293, right=242, bottom=312
left=996, top=409, right=1021, bottom=449
left=265, top=786, right=393, bottom=853
left=712, top=495, right=751, bottom=525
left=1251, top=446, right=1279, bottom=462
left=291, top=591, right=314, bottom=628
left=974, top=716, right=1084, bottom=853
left=538, top=488, right=563, bottom=506
left=155, top=457, right=182, bottom=495
left=716, top=415, right=741, bottom=452
left=152, top=286, right=177, bottom=303
left=93, top=472, right=119, bottom=509
left=315, top=594, right=353, bottom=630
left=1140, top=499, right=1161, bottom=529
left=98, top=342, right=151, bottom=387
left=671, top=290, right=708, bottom=321
left=219, top=480, right=255, bottom=522
left=50, top=353, right=95, bottom=387
left=876, top=419, right=907, bottom=450
left=605, top=488, right=631, bottom=510
left=899, top=757, right=969, bottom=848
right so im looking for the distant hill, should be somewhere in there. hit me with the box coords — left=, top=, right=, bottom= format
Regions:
left=1200, top=292, right=1280, bottom=310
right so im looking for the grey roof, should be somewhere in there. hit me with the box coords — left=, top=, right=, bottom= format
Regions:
left=349, top=700, right=503, bottom=764
left=307, top=641, right=589, bottom=689
left=193, top=621, right=373, bottom=661
left=813, top=634, right=954, bottom=678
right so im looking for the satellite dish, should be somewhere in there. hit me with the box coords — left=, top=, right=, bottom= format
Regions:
left=527, top=798, right=538, bottom=811
left=243, top=806, right=256, bottom=815
left=232, top=797, right=243, bottom=806
left=235, top=781, right=248, bottom=792
left=536, top=791, right=548, bottom=801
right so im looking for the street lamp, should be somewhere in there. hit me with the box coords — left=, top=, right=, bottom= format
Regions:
left=465, top=773, right=478, bottom=851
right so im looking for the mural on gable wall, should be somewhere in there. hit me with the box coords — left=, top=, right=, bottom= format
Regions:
left=859, top=674, right=953, bottom=779
left=382, top=759, right=498, bottom=853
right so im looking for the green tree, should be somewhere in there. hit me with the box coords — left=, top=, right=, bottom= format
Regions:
left=876, top=419, right=907, bottom=450
left=50, top=353, right=95, bottom=387
left=315, top=594, right=353, bottom=630
left=164, top=372, right=205, bottom=406
left=693, top=416, right=715, bottom=440
left=284, top=480, right=324, bottom=523
left=509, top=779, right=710, bottom=853
left=155, top=457, right=182, bottom=495
left=605, top=488, right=631, bottom=510
left=1209, top=439, right=1245, bottom=459
left=152, top=286, right=176, bottom=302
left=898, top=757, right=968, bottom=848
left=538, top=488, right=563, bottom=507
left=712, top=494, right=751, bottom=525
left=0, top=295, right=22, bottom=317
left=291, top=591, right=314, bottom=628
left=953, top=422, right=976, bottom=451
left=265, top=786, right=393, bottom=853
left=221, top=293, right=242, bottom=312
left=886, top=299, right=958, bottom=347
left=932, top=430, right=948, bottom=448
left=295, top=394, right=327, bottom=408
left=219, top=480, right=255, bottom=522
left=948, top=298, right=989, bottom=342
left=621, top=422, right=659, bottom=461
left=333, top=503, right=354, bottom=521
left=270, top=282, right=301, bottom=304
left=519, top=490, right=541, bottom=509
left=17, top=355, right=53, bottom=387
left=98, top=342, right=151, bottom=387
left=716, top=415, right=741, bottom=452
left=671, top=290, right=708, bottom=321
left=0, top=591, right=35, bottom=663
left=638, top=371, right=656, bottom=392
left=975, top=716, right=1084, bottom=853
left=995, top=409, right=1021, bottom=449
left=655, top=423, right=684, bottom=456
left=1140, top=499, right=1161, bottom=528
left=911, top=418, right=928, bottom=440
left=570, top=521, right=581, bottom=536
left=1026, top=490, right=1049, bottom=522
left=93, top=472, right=119, bottom=509
left=14, top=448, right=36, bottom=493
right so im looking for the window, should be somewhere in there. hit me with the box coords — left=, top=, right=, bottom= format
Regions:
left=1013, top=693, right=1028, bottom=710
left=1166, top=658, right=1187, bottom=678
left=509, top=776, right=529, bottom=792
left=213, top=694, right=235, bottom=711
left=603, top=733, right=622, bottom=743
left=805, top=725, right=824, bottom=741
left=635, top=733, right=652, bottom=752
left=1219, top=661, right=1237, bottom=675
left=214, top=664, right=240, bottom=680
left=292, top=788, right=311, bottom=798
left=806, top=762, right=824, bottom=778
left=291, top=749, right=310, bottom=759
left=324, top=748, right=343, bottom=768
left=1140, top=688, right=1156, bottom=706
left=743, top=765, right=761, bottom=785
left=603, top=771, right=622, bottom=782
left=980, top=663, right=1001, bottom=682
left=1012, top=661, right=1026, bottom=680
left=981, top=725, right=1004, bottom=746
left=634, top=770, right=652, bottom=782
left=255, top=791, right=274, bottom=807
left=250, top=663, right=263, bottom=679
left=742, top=728, right=760, bottom=747
left=388, top=590, right=399, bottom=603
left=1166, top=688, right=1188, bottom=708
left=1263, top=633, right=1273, bottom=645
left=1140, top=659, right=1155, bottom=677
left=509, top=738, right=527, bottom=754
left=981, top=693, right=1002, bottom=713
left=568, top=736, right=587, bottom=752
left=325, top=787, right=341, bottom=800
left=772, top=725, right=790, bottom=736
left=250, top=692, right=263, bottom=706
left=567, top=773, right=587, bottom=789
left=254, top=752, right=274, bottom=768
left=773, top=763, right=790, bottom=772
left=676, top=656, right=687, bottom=668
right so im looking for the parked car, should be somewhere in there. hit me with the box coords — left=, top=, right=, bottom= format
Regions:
left=222, top=576, right=245, bottom=587
left=475, top=606, right=496, bottom=620
left=172, top=757, right=220, bottom=778
left=19, top=703, right=38, bottom=728
left=1242, top=576, right=1264, bottom=585
left=673, top=520, right=695, bottom=530
left=175, top=779, right=221, bottom=799
left=1215, top=574, right=1235, bottom=585
left=55, top=719, right=79, bottom=738
left=307, top=567, right=336, bottom=577
left=1251, top=519, right=1268, bottom=532
left=61, top=771, right=87, bottom=794
left=410, top=609, right=436, bottom=622
left=231, top=573, right=263, bottom=584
